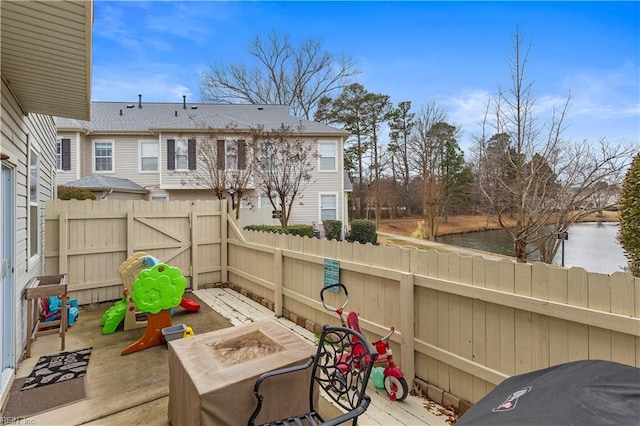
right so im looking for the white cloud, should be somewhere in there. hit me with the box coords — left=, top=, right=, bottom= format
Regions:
left=439, top=89, right=492, bottom=134
left=561, top=62, right=640, bottom=119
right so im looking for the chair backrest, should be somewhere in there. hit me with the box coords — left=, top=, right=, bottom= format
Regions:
left=311, top=325, right=377, bottom=413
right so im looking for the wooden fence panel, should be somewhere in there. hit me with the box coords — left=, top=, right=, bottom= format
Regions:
left=225, top=228, right=639, bottom=405
left=43, top=208, right=639, bottom=406
left=45, top=199, right=223, bottom=304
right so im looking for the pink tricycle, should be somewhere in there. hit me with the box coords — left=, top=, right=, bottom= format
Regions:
left=321, top=283, right=409, bottom=401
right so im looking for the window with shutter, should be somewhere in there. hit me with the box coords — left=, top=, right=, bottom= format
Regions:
left=176, top=139, right=188, bottom=170
left=225, top=140, right=237, bottom=170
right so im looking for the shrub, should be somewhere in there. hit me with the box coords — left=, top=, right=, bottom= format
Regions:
left=57, top=186, right=96, bottom=200
left=323, top=220, right=342, bottom=241
left=243, top=225, right=285, bottom=234
left=243, top=224, right=314, bottom=238
left=286, top=224, right=314, bottom=238
left=349, top=220, right=377, bottom=244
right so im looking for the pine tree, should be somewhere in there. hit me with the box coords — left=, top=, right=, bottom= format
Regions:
left=618, top=152, right=640, bottom=276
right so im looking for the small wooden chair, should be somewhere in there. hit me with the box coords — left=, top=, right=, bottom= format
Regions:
left=248, top=325, right=377, bottom=426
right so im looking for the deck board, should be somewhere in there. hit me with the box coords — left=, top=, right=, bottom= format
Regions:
left=193, top=288, right=450, bottom=426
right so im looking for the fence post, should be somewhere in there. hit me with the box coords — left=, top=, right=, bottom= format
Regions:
left=190, top=211, right=199, bottom=290
left=126, top=211, right=134, bottom=257
left=221, top=200, right=228, bottom=284
left=58, top=213, right=68, bottom=274
left=274, top=248, right=283, bottom=317
left=400, top=272, right=415, bottom=386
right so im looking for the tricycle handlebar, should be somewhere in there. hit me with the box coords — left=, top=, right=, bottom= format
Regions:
left=320, top=283, right=349, bottom=313
left=377, top=326, right=395, bottom=343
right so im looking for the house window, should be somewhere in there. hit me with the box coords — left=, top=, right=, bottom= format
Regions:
left=29, top=148, right=39, bottom=258
left=56, top=138, right=71, bottom=171
left=176, top=139, right=188, bottom=170
left=167, top=138, right=196, bottom=170
left=93, top=141, right=114, bottom=172
left=260, top=193, right=272, bottom=208
left=140, top=141, right=158, bottom=172
left=320, top=193, right=337, bottom=221
left=217, top=139, right=246, bottom=170
left=318, top=142, right=337, bottom=171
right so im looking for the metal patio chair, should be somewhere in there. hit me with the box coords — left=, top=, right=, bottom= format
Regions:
left=248, top=325, right=377, bottom=426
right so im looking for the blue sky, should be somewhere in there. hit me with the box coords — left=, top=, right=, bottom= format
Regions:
left=92, top=1, right=639, bottom=153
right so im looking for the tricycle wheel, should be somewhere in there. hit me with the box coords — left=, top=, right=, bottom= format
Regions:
left=384, top=375, right=409, bottom=402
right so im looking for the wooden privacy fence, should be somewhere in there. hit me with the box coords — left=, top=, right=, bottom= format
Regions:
left=226, top=225, right=640, bottom=405
left=44, top=199, right=227, bottom=305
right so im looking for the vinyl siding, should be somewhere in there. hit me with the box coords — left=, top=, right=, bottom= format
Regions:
left=55, top=131, right=80, bottom=185
left=160, top=134, right=199, bottom=189
left=284, top=137, right=344, bottom=226
left=88, top=135, right=160, bottom=188
left=1, top=78, right=57, bottom=358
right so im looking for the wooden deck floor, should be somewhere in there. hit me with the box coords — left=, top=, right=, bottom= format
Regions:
left=194, top=288, right=450, bottom=426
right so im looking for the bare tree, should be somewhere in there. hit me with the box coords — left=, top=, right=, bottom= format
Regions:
left=251, top=124, right=317, bottom=230
left=200, top=30, right=359, bottom=119
left=475, top=29, right=637, bottom=263
left=534, top=140, right=636, bottom=263
left=172, top=121, right=256, bottom=219
left=407, top=102, right=448, bottom=239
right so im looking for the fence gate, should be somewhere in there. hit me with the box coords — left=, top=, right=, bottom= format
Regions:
left=44, top=199, right=226, bottom=305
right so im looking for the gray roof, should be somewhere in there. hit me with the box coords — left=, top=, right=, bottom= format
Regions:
left=56, top=102, right=349, bottom=136
left=344, top=170, right=353, bottom=191
left=62, top=175, right=147, bottom=193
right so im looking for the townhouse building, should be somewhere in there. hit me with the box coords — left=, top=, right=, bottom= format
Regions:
left=56, top=98, right=350, bottom=228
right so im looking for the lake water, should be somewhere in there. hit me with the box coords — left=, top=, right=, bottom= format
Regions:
left=437, top=222, right=628, bottom=275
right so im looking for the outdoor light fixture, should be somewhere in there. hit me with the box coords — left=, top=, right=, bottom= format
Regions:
left=0, top=152, right=9, bottom=160
left=228, top=186, right=236, bottom=210
left=557, top=229, right=569, bottom=266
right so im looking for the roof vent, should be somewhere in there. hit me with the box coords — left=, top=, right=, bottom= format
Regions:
left=175, top=111, right=178, bottom=117
left=183, top=95, right=187, bottom=110
left=191, top=106, right=198, bottom=109
left=257, top=107, right=264, bottom=110
left=126, top=105, right=135, bottom=108
left=119, top=109, right=123, bottom=116
left=138, top=94, right=142, bottom=109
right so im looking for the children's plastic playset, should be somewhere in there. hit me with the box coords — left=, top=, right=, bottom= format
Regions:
left=99, top=252, right=200, bottom=355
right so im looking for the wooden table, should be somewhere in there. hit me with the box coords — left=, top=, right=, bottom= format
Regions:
left=168, top=319, right=317, bottom=426
left=24, top=274, right=68, bottom=358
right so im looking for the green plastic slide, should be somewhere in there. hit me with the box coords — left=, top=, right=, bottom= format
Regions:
left=100, top=298, right=127, bottom=334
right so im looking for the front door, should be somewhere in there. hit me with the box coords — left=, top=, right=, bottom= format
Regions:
left=1, top=163, right=16, bottom=392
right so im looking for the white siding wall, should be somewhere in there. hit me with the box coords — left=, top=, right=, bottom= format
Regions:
left=160, top=133, right=207, bottom=189
left=82, top=135, right=161, bottom=189
left=1, top=78, right=56, bottom=359
left=55, top=131, right=81, bottom=185
left=285, top=137, right=344, bottom=227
